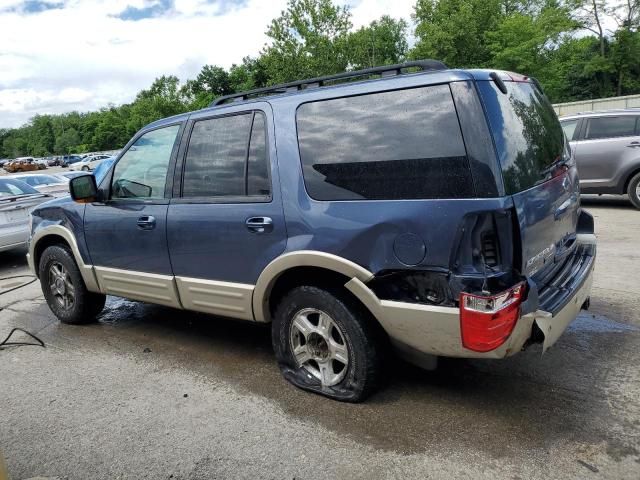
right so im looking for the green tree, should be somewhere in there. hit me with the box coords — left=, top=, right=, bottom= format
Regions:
left=261, top=0, right=353, bottom=84
left=54, top=127, right=81, bottom=154
left=411, top=0, right=503, bottom=67
left=182, top=65, right=233, bottom=108
left=348, top=16, right=408, bottom=69
left=28, top=115, right=55, bottom=156
left=486, top=2, right=577, bottom=76
left=228, top=57, right=269, bottom=93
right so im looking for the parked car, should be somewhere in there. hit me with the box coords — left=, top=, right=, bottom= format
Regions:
left=47, top=157, right=66, bottom=167
left=61, top=155, right=84, bottom=167
left=559, top=109, right=640, bottom=209
left=70, top=154, right=111, bottom=172
left=91, top=156, right=116, bottom=183
left=4, top=157, right=39, bottom=173
left=56, top=171, right=88, bottom=181
left=0, top=178, right=52, bottom=252
left=28, top=62, right=596, bottom=402
left=6, top=174, right=70, bottom=197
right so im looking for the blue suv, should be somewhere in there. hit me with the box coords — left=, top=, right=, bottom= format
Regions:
left=28, top=61, right=596, bottom=402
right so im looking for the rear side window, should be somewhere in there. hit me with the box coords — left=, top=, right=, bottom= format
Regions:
left=477, top=81, right=567, bottom=195
left=296, top=85, right=472, bottom=201
left=182, top=111, right=270, bottom=199
left=585, top=116, right=637, bottom=140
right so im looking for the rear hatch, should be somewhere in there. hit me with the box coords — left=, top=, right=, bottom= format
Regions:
left=477, top=76, right=581, bottom=291
left=0, top=194, right=50, bottom=227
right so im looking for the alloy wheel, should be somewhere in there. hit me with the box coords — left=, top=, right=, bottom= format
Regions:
left=289, top=308, right=349, bottom=387
left=48, top=261, right=75, bottom=310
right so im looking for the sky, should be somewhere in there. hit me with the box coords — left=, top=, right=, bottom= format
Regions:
left=0, top=0, right=417, bottom=128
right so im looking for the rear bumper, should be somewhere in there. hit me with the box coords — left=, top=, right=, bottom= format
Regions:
left=346, top=234, right=596, bottom=360
left=0, top=225, right=29, bottom=253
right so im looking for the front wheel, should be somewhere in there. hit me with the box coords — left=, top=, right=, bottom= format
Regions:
left=81, top=166, right=89, bottom=171
left=628, top=172, right=640, bottom=209
left=272, top=285, right=384, bottom=402
left=39, top=245, right=106, bottom=324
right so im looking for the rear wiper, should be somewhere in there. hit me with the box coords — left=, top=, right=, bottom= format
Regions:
left=0, top=193, right=50, bottom=203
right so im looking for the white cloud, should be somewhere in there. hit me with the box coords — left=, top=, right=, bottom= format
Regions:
left=0, top=0, right=417, bottom=128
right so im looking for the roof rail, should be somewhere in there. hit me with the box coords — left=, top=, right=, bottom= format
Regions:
left=210, top=59, right=448, bottom=107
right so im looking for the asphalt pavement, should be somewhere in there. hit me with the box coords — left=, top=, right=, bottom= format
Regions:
left=0, top=196, right=639, bottom=480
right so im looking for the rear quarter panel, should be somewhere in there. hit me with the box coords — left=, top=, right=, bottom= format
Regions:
left=270, top=74, right=512, bottom=274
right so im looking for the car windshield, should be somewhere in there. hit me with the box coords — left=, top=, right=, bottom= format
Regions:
left=19, top=175, right=66, bottom=187
left=93, top=156, right=116, bottom=183
left=0, top=178, right=40, bottom=196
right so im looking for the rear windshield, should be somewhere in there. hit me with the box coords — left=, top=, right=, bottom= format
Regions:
left=21, top=175, right=65, bottom=186
left=477, top=80, right=568, bottom=194
left=296, top=85, right=473, bottom=201
left=0, top=178, right=40, bottom=196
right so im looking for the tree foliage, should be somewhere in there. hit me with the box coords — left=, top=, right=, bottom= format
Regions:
left=261, top=0, right=353, bottom=84
left=2, top=0, right=640, bottom=159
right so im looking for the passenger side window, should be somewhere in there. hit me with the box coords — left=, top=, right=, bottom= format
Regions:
left=585, top=116, right=637, bottom=140
left=296, top=85, right=472, bottom=200
left=561, top=120, right=578, bottom=141
left=111, top=124, right=180, bottom=200
left=182, top=111, right=270, bottom=199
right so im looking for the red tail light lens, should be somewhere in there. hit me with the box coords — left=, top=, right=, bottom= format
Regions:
left=460, top=283, right=525, bottom=352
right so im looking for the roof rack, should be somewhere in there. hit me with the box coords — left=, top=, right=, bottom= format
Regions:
left=210, top=59, right=448, bottom=107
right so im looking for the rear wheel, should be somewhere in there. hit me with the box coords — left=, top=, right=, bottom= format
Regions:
left=39, top=245, right=106, bottom=324
left=628, top=172, right=640, bottom=209
left=81, top=166, right=89, bottom=171
left=272, top=285, right=384, bottom=402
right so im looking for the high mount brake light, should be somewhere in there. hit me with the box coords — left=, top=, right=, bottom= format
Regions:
left=460, top=283, right=526, bottom=352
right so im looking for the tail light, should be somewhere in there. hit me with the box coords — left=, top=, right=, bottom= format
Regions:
left=460, top=283, right=525, bottom=352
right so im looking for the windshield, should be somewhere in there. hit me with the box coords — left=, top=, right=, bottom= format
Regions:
left=93, top=157, right=116, bottom=184
left=19, top=175, right=66, bottom=186
left=0, top=178, right=40, bottom=196
left=477, top=80, right=569, bottom=194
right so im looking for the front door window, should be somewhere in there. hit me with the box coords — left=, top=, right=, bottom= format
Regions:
left=111, top=124, right=180, bottom=200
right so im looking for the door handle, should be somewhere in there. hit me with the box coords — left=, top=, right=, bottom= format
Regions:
left=246, top=216, right=273, bottom=234
left=137, top=215, right=156, bottom=230
left=627, top=142, right=640, bottom=148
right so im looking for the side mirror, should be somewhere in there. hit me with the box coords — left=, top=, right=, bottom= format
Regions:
left=69, top=174, right=98, bottom=203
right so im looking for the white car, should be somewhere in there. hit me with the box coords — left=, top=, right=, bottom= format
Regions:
left=6, top=174, right=70, bottom=198
left=69, top=154, right=111, bottom=172
left=0, top=178, right=52, bottom=252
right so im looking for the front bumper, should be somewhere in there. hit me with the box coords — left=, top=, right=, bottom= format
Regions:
left=346, top=234, right=596, bottom=360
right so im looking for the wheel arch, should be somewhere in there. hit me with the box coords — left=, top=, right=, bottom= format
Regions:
left=622, top=165, right=640, bottom=194
left=252, top=251, right=374, bottom=323
left=29, top=225, right=100, bottom=292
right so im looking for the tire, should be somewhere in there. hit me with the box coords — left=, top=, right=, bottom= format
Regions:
left=39, top=245, right=106, bottom=324
left=627, top=172, right=640, bottom=209
left=272, top=285, right=384, bottom=402
left=82, top=166, right=89, bottom=171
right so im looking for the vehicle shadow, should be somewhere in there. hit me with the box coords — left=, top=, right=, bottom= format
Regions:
left=73, top=297, right=637, bottom=460
left=4, top=243, right=635, bottom=460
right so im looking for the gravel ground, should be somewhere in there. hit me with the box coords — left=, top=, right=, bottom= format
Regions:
left=0, top=196, right=638, bottom=480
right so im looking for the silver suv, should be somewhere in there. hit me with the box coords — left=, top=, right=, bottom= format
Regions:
left=560, top=109, right=640, bottom=209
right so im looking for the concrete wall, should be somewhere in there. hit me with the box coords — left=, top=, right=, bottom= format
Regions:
left=553, top=94, right=640, bottom=116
